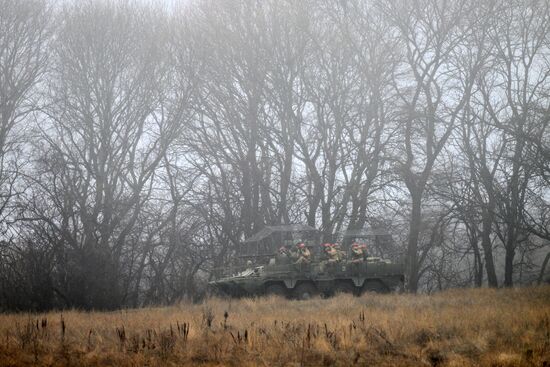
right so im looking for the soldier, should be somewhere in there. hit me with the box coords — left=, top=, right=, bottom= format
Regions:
left=360, top=244, right=369, bottom=258
left=295, top=242, right=311, bottom=264
left=350, top=242, right=366, bottom=263
left=324, top=243, right=340, bottom=263
left=320, top=243, right=333, bottom=262
left=333, top=243, right=346, bottom=261
left=288, top=245, right=299, bottom=262
left=276, top=245, right=291, bottom=264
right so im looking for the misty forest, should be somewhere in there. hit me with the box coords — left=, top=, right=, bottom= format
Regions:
left=1, top=0, right=550, bottom=312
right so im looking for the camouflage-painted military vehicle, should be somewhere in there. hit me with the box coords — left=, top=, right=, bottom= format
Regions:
left=209, top=224, right=404, bottom=299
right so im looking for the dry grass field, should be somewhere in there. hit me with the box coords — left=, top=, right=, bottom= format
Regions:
left=0, top=286, right=549, bottom=367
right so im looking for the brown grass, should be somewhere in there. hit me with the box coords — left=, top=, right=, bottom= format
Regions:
left=1, top=286, right=549, bottom=366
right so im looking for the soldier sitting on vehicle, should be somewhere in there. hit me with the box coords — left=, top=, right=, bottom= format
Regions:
left=333, top=243, right=346, bottom=260
left=322, top=243, right=340, bottom=263
left=276, top=245, right=291, bottom=264
left=288, top=245, right=299, bottom=262
left=319, top=243, right=341, bottom=273
left=350, top=243, right=367, bottom=263
left=294, top=242, right=311, bottom=264
left=362, top=244, right=369, bottom=258
left=319, top=243, right=330, bottom=262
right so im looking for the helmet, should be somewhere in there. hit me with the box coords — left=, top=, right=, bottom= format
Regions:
left=279, top=246, right=287, bottom=252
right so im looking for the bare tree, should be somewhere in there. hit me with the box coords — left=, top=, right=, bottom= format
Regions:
left=26, top=2, right=191, bottom=309
left=0, top=0, right=50, bottom=232
left=0, top=0, right=51, bottom=311
left=460, top=104, right=505, bottom=287
left=477, top=0, right=550, bottom=286
left=383, top=0, right=489, bottom=292
left=2, top=0, right=550, bottom=311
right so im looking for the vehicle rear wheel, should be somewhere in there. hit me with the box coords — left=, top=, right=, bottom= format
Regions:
left=392, top=277, right=405, bottom=294
left=293, top=282, right=318, bottom=300
left=333, top=281, right=357, bottom=295
left=361, top=280, right=390, bottom=294
left=265, top=283, right=288, bottom=297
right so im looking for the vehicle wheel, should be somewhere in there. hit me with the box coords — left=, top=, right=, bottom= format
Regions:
left=392, top=278, right=405, bottom=294
left=333, top=281, right=357, bottom=295
left=265, top=283, right=288, bottom=297
left=293, top=282, right=318, bottom=300
left=361, top=280, right=390, bottom=294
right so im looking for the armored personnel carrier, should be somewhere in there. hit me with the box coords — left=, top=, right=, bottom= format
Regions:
left=209, top=224, right=405, bottom=299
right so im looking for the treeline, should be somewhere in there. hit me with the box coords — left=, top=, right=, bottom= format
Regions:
left=0, top=0, right=549, bottom=311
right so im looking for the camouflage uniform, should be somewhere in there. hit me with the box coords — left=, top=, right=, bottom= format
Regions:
left=276, top=246, right=291, bottom=265
left=288, top=246, right=299, bottom=262
left=361, top=244, right=369, bottom=258
left=326, top=245, right=340, bottom=263
left=295, top=243, right=311, bottom=264
left=320, top=243, right=331, bottom=262
left=333, top=243, right=346, bottom=261
left=350, top=243, right=365, bottom=263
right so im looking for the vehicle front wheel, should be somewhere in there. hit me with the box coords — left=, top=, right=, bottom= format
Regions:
left=293, top=282, right=318, bottom=300
left=361, top=280, right=390, bottom=294
left=265, top=283, right=288, bottom=298
left=333, top=281, right=358, bottom=296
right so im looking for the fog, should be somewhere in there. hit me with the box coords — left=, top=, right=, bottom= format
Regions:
left=0, top=0, right=549, bottom=311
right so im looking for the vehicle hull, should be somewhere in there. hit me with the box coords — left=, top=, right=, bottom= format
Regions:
left=209, top=260, right=405, bottom=298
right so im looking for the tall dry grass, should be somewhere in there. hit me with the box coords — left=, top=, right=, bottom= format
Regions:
left=0, top=286, right=549, bottom=366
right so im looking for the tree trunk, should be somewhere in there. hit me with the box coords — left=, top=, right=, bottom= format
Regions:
left=537, top=250, right=550, bottom=284
left=504, top=241, right=515, bottom=287
left=481, top=207, right=498, bottom=287
left=470, top=235, right=483, bottom=287
left=406, top=190, right=422, bottom=292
